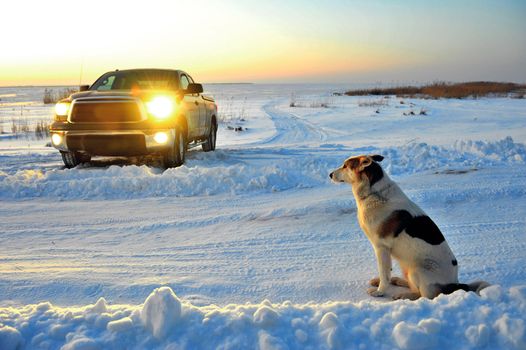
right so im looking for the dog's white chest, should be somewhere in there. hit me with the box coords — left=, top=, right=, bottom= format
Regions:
left=357, top=207, right=378, bottom=241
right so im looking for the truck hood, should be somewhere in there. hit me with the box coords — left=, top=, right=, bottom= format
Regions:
left=64, top=89, right=214, bottom=104
left=67, top=90, right=179, bottom=102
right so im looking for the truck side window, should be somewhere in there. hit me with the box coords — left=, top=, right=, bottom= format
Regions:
left=180, top=75, right=190, bottom=90
left=96, top=75, right=116, bottom=91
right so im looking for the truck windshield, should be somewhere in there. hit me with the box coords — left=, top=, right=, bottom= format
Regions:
left=91, top=71, right=179, bottom=91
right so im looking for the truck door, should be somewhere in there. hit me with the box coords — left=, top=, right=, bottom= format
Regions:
left=179, top=74, right=200, bottom=139
left=187, top=75, right=207, bottom=137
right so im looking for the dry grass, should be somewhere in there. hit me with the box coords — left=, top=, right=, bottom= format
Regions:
left=358, top=99, right=389, bottom=107
left=34, top=120, right=51, bottom=139
left=345, top=82, right=526, bottom=99
left=43, top=87, right=78, bottom=104
left=7, top=118, right=51, bottom=139
left=290, top=94, right=334, bottom=108
left=217, top=96, right=248, bottom=123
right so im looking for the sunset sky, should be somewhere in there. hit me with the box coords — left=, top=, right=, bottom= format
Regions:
left=1, top=0, right=525, bottom=86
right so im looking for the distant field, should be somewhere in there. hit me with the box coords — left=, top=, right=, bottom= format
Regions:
left=344, top=81, right=526, bottom=99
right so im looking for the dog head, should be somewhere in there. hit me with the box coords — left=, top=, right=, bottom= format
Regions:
left=329, top=154, right=384, bottom=186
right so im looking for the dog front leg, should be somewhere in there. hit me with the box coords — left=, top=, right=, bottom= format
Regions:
left=368, top=246, right=391, bottom=297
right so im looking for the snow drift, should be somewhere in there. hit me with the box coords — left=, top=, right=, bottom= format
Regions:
left=383, top=136, right=525, bottom=176
left=0, top=137, right=524, bottom=200
left=0, top=285, right=525, bottom=350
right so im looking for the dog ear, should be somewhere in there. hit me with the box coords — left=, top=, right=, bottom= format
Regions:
left=370, top=154, right=384, bottom=162
left=358, top=156, right=372, bottom=171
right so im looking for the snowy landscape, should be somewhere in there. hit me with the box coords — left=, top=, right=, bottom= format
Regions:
left=1, top=84, right=525, bottom=349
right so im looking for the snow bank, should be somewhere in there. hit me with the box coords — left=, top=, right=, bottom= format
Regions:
left=0, top=285, right=525, bottom=349
left=140, top=287, right=182, bottom=339
left=0, top=137, right=524, bottom=200
left=383, top=136, right=526, bottom=175
left=0, top=325, right=23, bottom=350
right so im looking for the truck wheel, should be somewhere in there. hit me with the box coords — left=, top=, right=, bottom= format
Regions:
left=202, top=122, right=217, bottom=152
left=163, top=128, right=186, bottom=168
left=60, top=151, right=86, bottom=168
left=80, top=153, right=92, bottom=163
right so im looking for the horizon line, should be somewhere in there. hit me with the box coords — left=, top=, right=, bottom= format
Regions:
left=1, top=79, right=525, bottom=89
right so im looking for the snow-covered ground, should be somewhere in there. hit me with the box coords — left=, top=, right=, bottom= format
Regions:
left=0, top=84, right=525, bottom=349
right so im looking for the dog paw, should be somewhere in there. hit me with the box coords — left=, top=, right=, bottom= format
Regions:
left=369, top=276, right=408, bottom=288
left=369, top=277, right=380, bottom=287
left=392, top=293, right=405, bottom=300
left=367, top=287, right=385, bottom=297
left=392, top=292, right=421, bottom=301
left=390, top=277, right=409, bottom=288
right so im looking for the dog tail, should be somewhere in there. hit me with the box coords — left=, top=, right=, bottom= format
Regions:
left=467, top=280, right=491, bottom=294
left=439, top=281, right=490, bottom=296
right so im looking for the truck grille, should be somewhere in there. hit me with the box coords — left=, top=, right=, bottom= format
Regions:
left=70, top=101, right=143, bottom=123
left=66, top=134, right=147, bottom=155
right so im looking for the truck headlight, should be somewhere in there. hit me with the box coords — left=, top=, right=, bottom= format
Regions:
left=153, top=131, right=169, bottom=144
left=146, top=96, right=174, bottom=120
left=51, top=133, right=62, bottom=146
left=55, top=102, right=70, bottom=117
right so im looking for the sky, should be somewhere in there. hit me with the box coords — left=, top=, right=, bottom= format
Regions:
left=0, top=0, right=525, bottom=86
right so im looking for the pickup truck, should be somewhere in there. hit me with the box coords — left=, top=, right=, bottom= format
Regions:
left=50, top=68, right=217, bottom=168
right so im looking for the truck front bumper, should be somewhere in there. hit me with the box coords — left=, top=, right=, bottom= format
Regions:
left=50, top=129, right=174, bottom=156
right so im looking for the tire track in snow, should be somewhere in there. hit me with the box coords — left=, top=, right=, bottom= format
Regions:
left=258, top=99, right=329, bottom=146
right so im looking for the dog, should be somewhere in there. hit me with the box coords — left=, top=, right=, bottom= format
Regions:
left=330, top=154, right=488, bottom=299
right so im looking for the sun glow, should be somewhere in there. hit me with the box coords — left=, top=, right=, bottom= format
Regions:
left=0, top=0, right=524, bottom=85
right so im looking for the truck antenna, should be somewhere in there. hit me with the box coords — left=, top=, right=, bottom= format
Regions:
left=79, top=59, right=84, bottom=87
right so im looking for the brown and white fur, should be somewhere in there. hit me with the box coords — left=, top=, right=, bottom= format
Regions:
left=330, top=154, right=489, bottom=299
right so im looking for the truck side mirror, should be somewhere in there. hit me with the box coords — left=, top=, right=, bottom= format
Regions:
left=79, top=85, right=90, bottom=92
left=185, top=83, right=203, bottom=94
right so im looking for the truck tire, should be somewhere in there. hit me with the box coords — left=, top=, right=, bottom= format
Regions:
left=60, top=151, right=90, bottom=168
left=202, top=122, right=217, bottom=152
left=163, top=128, right=186, bottom=168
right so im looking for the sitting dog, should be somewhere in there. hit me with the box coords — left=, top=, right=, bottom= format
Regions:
left=330, top=154, right=488, bottom=299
